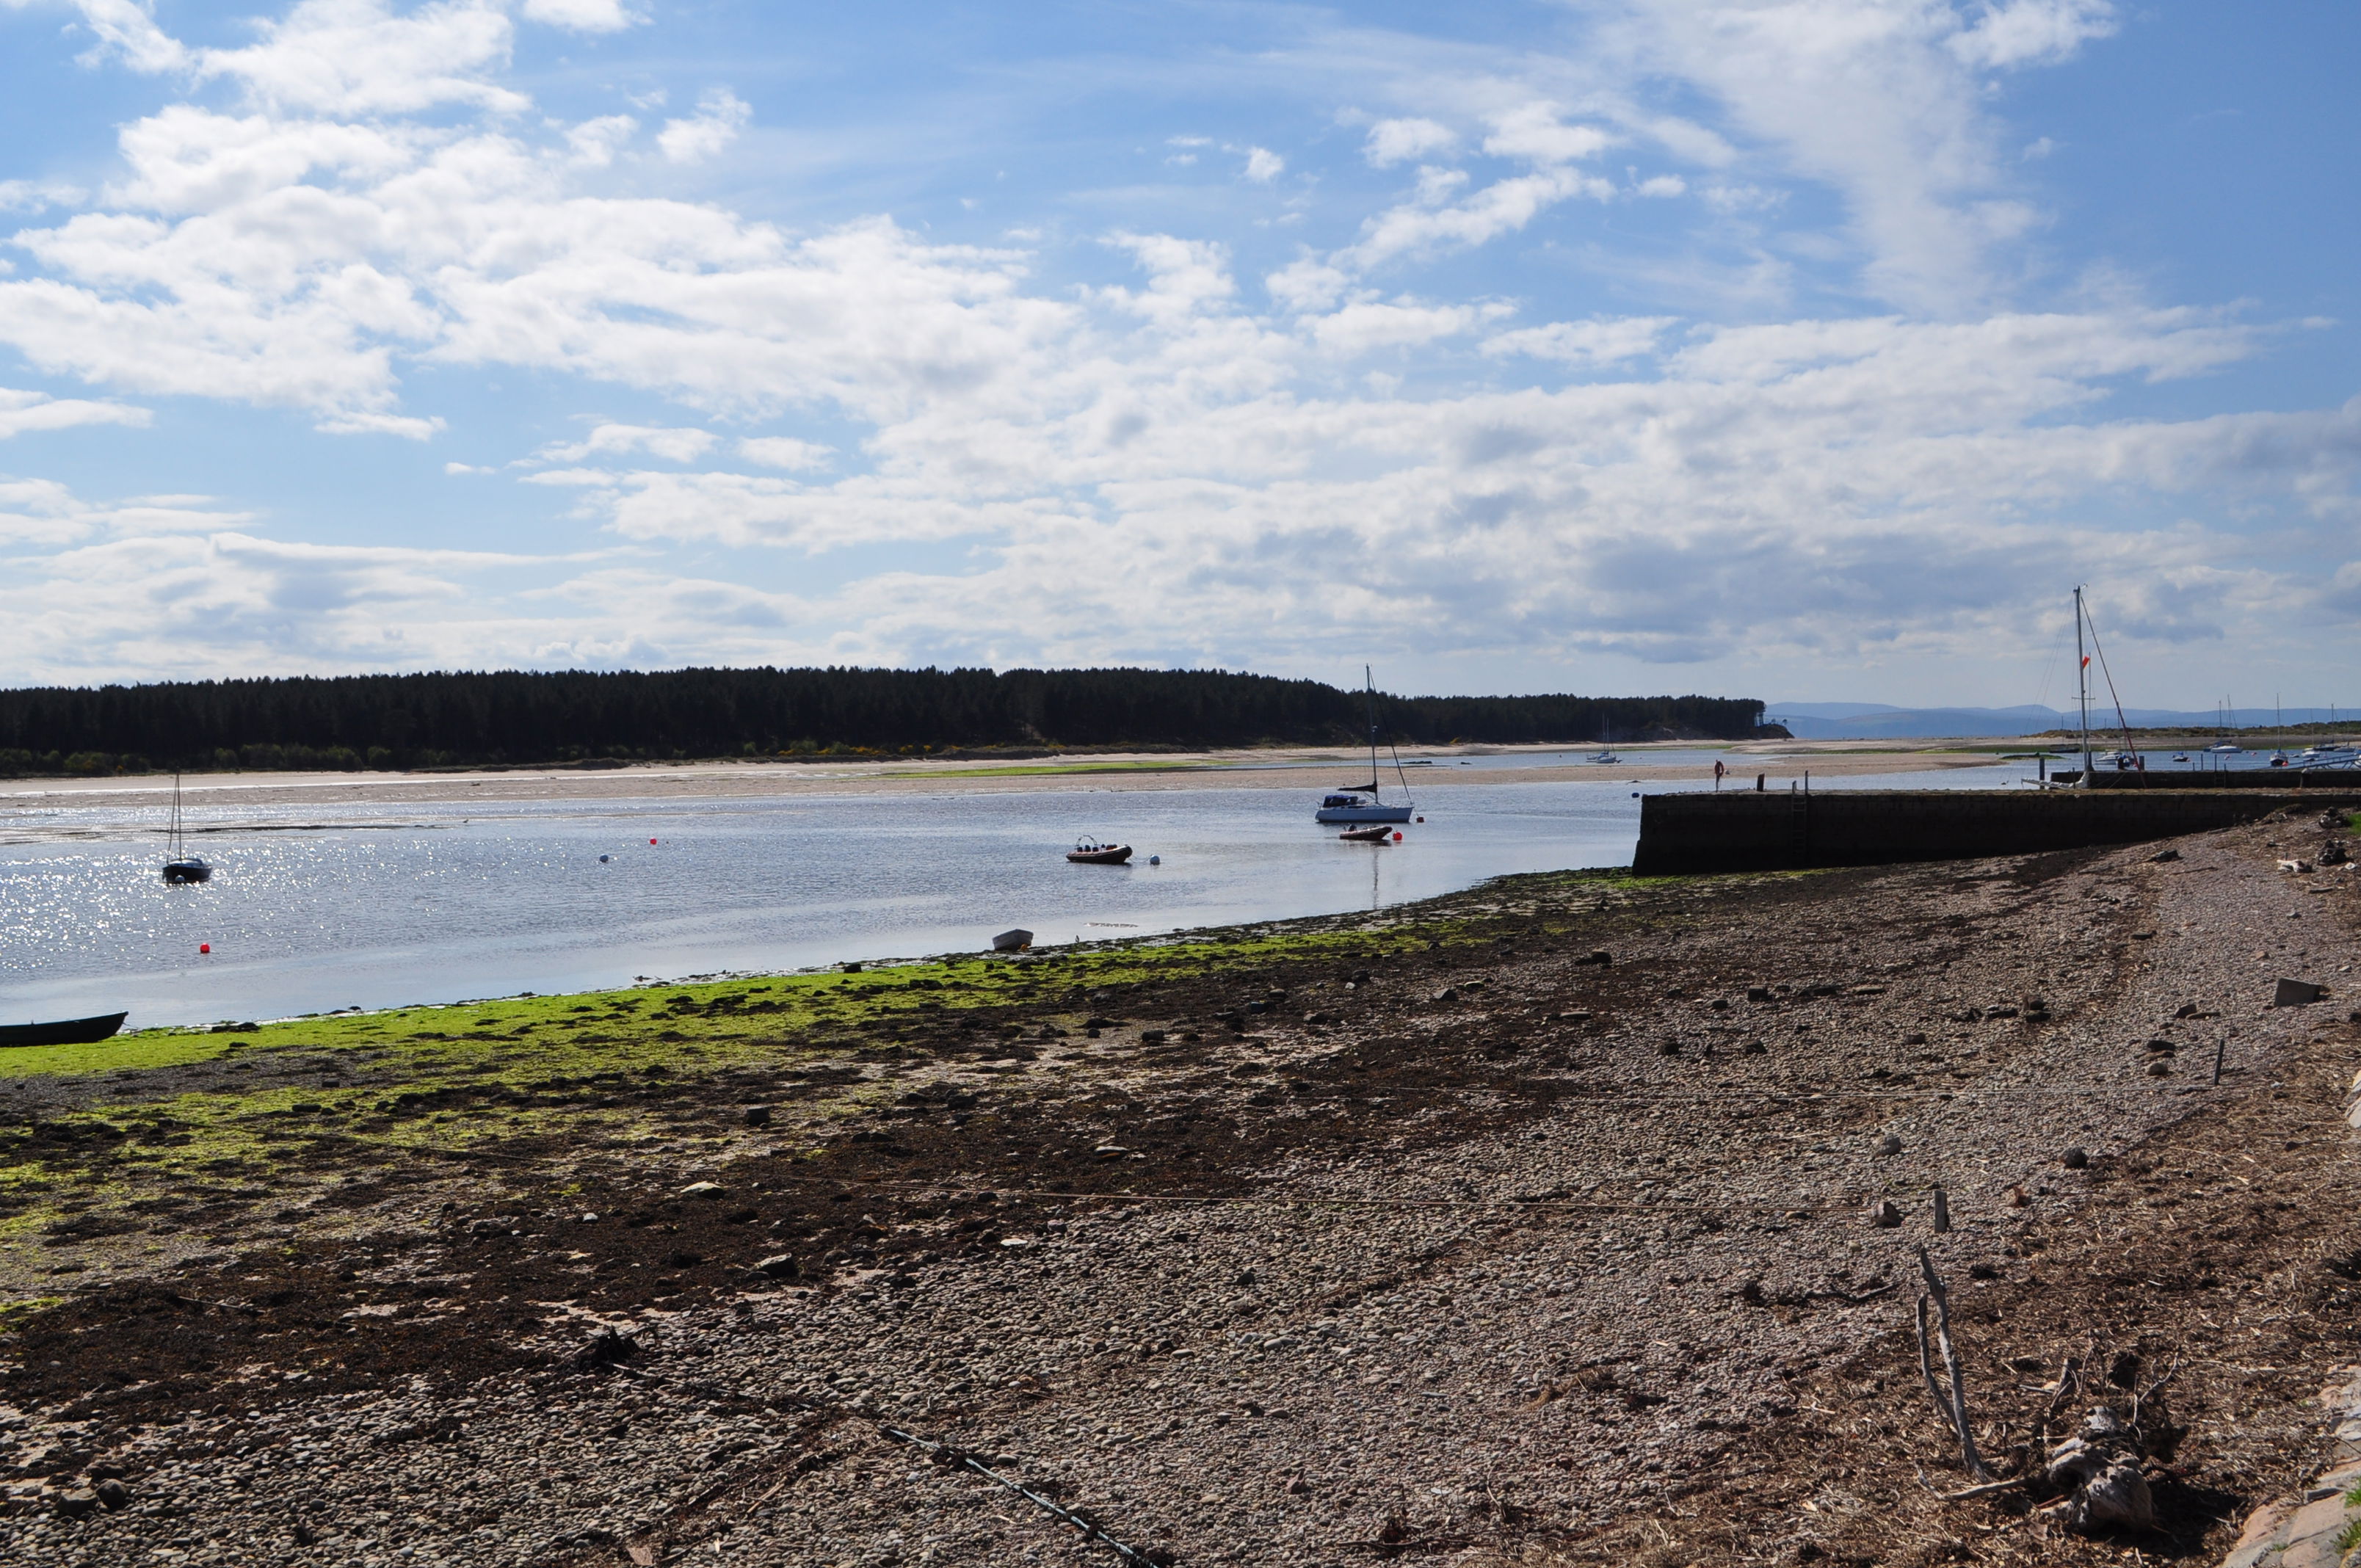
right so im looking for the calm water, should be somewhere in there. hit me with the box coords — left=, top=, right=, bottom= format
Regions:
left=2, top=759, right=2012, bottom=1028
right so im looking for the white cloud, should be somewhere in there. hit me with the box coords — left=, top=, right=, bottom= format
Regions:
left=0, top=0, right=2351, bottom=692
left=0, top=474, right=247, bottom=547
left=32, top=0, right=189, bottom=73
left=1363, top=117, right=1456, bottom=168
left=565, top=114, right=637, bottom=167
left=1482, top=317, right=1676, bottom=366
left=1305, top=297, right=1509, bottom=355
left=194, top=0, right=528, bottom=116
left=1481, top=102, right=1613, bottom=166
left=1242, top=147, right=1284, bottom=183
left=0, top=178, right=86, bottom=212
left=1948, top=0, right=2117, bottom=70
left=521, top=0, right=637, bottom=32
left=534, top=423, right=717, bottom=464
left=316, top=409, right=443, bottom=438
left=0, top=385, right=150, bottom=438
left=657, top=87, right=750, bottom=164
left=1345, top=165, right=1611, bottom=270
left=738, top=435, right=834, bottom=471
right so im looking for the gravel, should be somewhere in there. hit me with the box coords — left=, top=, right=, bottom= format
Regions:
left=4, top=818, right=2357, bottom=1566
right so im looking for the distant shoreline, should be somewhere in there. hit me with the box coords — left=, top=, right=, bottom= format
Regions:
left=0, top=739, right=2006, bottom=813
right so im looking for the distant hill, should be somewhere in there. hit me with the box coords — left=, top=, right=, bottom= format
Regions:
left=1766, top=703, right=2361, bottom=739
left=0, top=667, right=1772, bottom=776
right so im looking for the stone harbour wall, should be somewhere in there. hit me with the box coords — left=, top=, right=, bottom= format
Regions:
left=1631, top=788, right=2361, bottom=875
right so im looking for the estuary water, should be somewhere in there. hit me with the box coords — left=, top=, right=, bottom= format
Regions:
left=2, top=758, right=2012, bottom=1028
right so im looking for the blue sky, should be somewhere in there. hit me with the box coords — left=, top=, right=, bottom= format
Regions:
left=0, top=0, right=2354, bottom=708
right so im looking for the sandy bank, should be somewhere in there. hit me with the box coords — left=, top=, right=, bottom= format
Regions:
left=0, top=742, right=2006, bottom=813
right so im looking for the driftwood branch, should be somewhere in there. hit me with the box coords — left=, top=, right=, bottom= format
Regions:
left=1939, top=1476, right=2030, bottom=1502
left=1916, top=1246, right=1994, bottom=1482
left=2131, top=1351, right=2181, bottom=1437
left=880, top=1425, right=1165, bottom=1568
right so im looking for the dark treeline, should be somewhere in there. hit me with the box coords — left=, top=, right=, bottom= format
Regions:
left=0, top=667, right=1769, bottom=775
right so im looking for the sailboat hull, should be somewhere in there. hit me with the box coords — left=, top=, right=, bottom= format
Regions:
left=162, top=860, right=211, bottom=884
left=1314, top=802, right=1413, bottom=824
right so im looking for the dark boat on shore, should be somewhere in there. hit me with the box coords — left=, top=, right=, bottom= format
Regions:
left=0, top=1012, right=128, bottom=1048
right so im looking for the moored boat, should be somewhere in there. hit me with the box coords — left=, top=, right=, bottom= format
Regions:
left=1315, top=666, right=1418, bottom=824
left=1337, top=824, right=1396, bottom=842
left=0, top=1012, right=128, bottom=1048
left=162, top=770, right=211, bottom=884
left=1066, top=838, right=1133, bottom=865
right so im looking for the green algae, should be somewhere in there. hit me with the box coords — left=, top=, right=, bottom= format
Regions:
left=0, top=864, right=1701, bottom=1283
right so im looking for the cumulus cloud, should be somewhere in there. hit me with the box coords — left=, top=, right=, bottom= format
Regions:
left=0, top=0, right=2351, bottom=692
left=194, top=0, right=528, bottom=116
left=0, top=385, right=150, bottom=438
left=1363, top=117, right=1456, bottom=167
left=521, top=0, right=637, bottom=32
left=534, top=424, right=717, bottom=464
left=1481, top=102, right=1613, bottom=165
left=1948, top=0, right=2117, bottom=70
left=1242, top=146, right=1283, bottom=183
left=1482, top=317, right=1676, bottom=366
left=657, top=87, right=751, bottom=164
left=739, top=435, right=834, bottom=471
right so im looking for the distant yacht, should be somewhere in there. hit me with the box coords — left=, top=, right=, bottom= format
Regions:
left=1315, top=667, right=1415, bottom=824
left=162, top=772, right=211, bottom=885
left=1588, top=708, right=1619, bottom=764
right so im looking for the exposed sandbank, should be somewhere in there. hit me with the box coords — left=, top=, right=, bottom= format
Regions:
left=0, top=741, right=2007, bottom=814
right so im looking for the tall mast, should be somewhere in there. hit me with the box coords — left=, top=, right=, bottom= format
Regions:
left=2073, top=587, right=2091, bottom=783
left=1365, top=665, right=1379, bottom=794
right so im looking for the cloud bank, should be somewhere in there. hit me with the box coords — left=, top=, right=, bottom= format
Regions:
left=0, top=0, right=2351, bottom=699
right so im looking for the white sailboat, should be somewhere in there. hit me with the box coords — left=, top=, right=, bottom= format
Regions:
left=1587, top=708, right=1619, bottom=764
left=1314, top=667, right=1416, bottom=824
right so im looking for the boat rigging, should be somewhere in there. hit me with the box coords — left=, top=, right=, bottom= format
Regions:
left=1314, top=666, right=1416, bottom=825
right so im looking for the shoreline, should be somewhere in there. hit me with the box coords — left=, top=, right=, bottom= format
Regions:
left=0, top=740, right=2006, bottom=813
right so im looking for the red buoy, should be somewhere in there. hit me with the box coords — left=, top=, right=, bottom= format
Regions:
left=649, top=837, right=658, bottom=845
left=1393, top=831, right=1404, bottom=841
left=199, top=943, right=211, bottom=954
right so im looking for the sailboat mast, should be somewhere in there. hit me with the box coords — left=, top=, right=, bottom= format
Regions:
left=1365, top=665, right=1380, bottom=797
left=2074, top=587, right=2091, bottom=783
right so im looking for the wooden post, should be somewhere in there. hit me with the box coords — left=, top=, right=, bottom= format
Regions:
left=1932, top=1186, right=1950, bottom=1233
left=2213, top=1034, right=2225, bottom=1084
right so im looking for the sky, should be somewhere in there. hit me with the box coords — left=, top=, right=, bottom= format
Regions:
left=0, top=0, right=2354, bottom=708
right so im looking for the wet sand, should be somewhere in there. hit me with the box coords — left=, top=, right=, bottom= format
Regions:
left=0, top=741, right=2006, bottom=815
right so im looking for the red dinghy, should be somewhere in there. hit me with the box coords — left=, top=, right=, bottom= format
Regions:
left=1066, top=838, right=1133, bottom=865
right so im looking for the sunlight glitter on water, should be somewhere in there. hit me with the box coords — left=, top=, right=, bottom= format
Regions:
left=1, top=763, right=2012, bottom=1028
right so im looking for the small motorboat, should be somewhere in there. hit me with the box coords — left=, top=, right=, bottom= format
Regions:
left=1, top=1012, right=128, bottom=1048
left=1066, top=838, right=1133, bottom=865
left=1337, top=824, right=1396, bottom=842
left=991, top=928, right=1033, bottom=952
